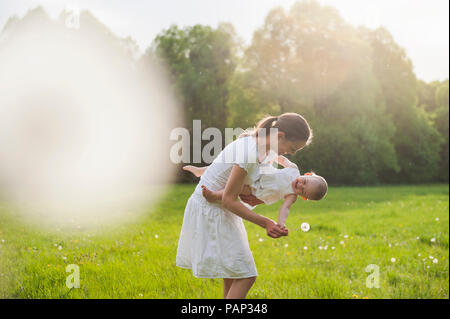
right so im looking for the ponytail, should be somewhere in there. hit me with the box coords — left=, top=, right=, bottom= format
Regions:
left=241, top=113, right=312, bottom=144
left=256, top=116, right=278, bottom=131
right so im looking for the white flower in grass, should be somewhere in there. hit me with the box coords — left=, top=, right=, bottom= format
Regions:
left=418, top=253, right=421, bottom=257
left=391, top=258, right=396, bottom=263
left=284, top=244, right=289, bottom=248
left=429, top=256, right=434, bottom=259
left=1, top=239, right=4, bottom=243
left=319, top=246, right=323, bottom=250
left=433, top=258, right=438, bottom=264
left=416, top=237, right=420, bottom=240
left=259, top=238, right=263, bottom=242
left=430, top=238, right=436, bottom=243
left=435, top=217, right=439, bottom=221
left=62, top=256, right=67, bottom=260
left=427, top=265, right=430, bottom=269
left=324, top=245, right=328, bottom=250
left=331, top=246, right=335, bottom=250
left=58, top=245, right=62, bottom=250
left=340, top=241, right=345, bottom=245
left=388, top=243, right=392, bottom=248
left=154, top=234, right=159, bottom=239
left=303, top=246, right=308, bottom=250
left=344, top=235, right=348, bottom=239
left=139, top=293, right=143, bottom=297
left=301, top=223, right=310, bottom=232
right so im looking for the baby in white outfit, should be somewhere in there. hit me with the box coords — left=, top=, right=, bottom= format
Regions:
left=183, top=155, right=328, bottom=228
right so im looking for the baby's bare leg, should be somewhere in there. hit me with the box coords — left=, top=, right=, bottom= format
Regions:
left=201, top=185, right=253, bottom=203
left=183, top=165, right=208, bottom=177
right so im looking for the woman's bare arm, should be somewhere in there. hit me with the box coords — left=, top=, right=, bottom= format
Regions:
left=222, top=165, right=288, bottom=238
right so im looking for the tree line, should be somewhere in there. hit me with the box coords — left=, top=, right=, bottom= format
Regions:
left=2, top=1, right=448, bottom=185
left=148, top=1, right=449, bottom=185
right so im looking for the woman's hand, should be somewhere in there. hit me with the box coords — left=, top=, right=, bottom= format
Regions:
left=265, top=219, right=289, bottom=238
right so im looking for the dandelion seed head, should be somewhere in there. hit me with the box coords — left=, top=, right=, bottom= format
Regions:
left=300, top=222, right=310, bottom=232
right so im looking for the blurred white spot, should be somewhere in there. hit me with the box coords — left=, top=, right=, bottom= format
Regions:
left=300, top=223, right=310, bottom=232
left=0, top=15, right=180, bottom=227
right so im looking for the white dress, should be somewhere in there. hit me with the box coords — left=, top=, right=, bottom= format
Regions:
left=176, top=135, right=269, bottom=278
left=251, top=166, right=300, bottom=205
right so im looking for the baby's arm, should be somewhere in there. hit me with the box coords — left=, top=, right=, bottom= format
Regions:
left=183, top=165, right=208, bottom=178
left=278, top=194, right=298, bottom=227
left=275, top=155, right=298, bottom=169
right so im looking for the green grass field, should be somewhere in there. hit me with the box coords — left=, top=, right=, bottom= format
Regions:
left=0, top=184, right=448, bottom=299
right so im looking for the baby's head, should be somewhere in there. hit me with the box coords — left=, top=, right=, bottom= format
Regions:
left=291, top=172, right=328, bottom=200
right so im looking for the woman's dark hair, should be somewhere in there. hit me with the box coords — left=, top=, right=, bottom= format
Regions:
left=253, top=113, right=313, bottom=145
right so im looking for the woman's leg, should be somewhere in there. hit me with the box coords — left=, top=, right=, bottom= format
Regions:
left=226, top=276, right=256, bottom=299
left=223, top=278, right=234, bottom=299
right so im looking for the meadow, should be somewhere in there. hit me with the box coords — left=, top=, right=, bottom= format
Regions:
left=0, top=184, right=448, bottom=299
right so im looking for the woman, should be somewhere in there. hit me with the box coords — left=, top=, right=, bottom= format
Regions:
left=176, top=113, right=313, bottom=298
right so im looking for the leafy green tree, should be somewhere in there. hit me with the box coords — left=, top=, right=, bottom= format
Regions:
left=242, top=1, right=399, bottom=184
left=434, top=82, right=449, bottom=181
left=363, top=27, right=442, bottom=183
left=417, top=79, right=441, bottom=112
left=147, top=23, right=240, bottom=181
left=149, top=23, right=239, bottom=132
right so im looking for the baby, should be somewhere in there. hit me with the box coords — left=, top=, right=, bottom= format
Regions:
left=183, top=155, right=328, bottom=228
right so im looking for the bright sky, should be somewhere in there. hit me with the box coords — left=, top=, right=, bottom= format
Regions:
left=0, top=0, right=448, bottom=82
